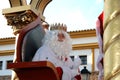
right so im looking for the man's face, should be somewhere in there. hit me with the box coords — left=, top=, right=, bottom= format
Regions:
left=57, top=32, right=65, bottom=42
left=43, top=30, right=72, bottom=57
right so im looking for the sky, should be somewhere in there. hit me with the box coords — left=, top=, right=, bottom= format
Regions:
left=0, top=0, right=104, bottom=38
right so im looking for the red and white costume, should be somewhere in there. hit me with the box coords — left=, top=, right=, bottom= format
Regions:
left=32, top=30, right=81, bottom=80
left=96, top=12, right=104, bottom=80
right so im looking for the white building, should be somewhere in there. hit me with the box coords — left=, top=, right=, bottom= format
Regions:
left=0, top=29, right=99, bottom=78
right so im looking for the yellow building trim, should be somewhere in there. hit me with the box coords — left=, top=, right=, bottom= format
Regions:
left=0, top=29, right=96, bottom=45
left=72, top=42, right=98, bottom=50
left=0, top=37, right=15, bottom=45
left=0, top=43, right=98, bottom=56
left=0, top=50, right=14, bottom=56
left=68, top=29, right=96, bottom=38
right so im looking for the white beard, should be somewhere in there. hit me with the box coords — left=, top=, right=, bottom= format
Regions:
left=43, top=30, right=72, bottom=58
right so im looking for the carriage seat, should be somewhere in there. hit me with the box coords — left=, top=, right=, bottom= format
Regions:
left=21, top=24, right=45, bottom=62
left=7, top=16, right=60, bottom=80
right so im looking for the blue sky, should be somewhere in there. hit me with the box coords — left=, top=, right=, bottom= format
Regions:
left=0, top=0, right=104, bottom=38
left=44, top=0, right=104, bottom=31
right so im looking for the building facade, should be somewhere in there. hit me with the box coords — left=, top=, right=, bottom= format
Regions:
left=0, top=29, right=99, bottom=79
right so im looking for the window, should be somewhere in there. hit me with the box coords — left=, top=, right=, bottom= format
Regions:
left=79, top=55, right=87, bottom=65
left=7, top=60, right=13, bottom=64
left=0, top=61, right=3, bottom=70
left=70, top=56, right=74, bottom=61
left=6, top=60, right=13, bottom=69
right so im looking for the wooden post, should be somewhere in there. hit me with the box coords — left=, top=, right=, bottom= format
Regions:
left=91, top=48, right=95, bottom=72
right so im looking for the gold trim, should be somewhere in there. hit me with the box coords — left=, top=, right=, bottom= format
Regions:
left=0, top=29, right=96, bottom=45
left=104, top=0, right=120, bottom=79
left=68, top=29, right=96, bottom=38
left=0, top=50, right=14, bottom=56
left=9, top=0, right=23, bottom=7
left=0, top=37, right=15, bottom=45
left=105, top=66, right=120, bottom=80
left=0, top=43, right=98, bottom=55
left=3, top=0, right=52, bottom=22
left=38, top=0, right=52, bottom=16
left=2, top=5, right=39, bottom=16
left=104, top=9, right=120, bottom=30
left=72, top=43, right=98, bottom=50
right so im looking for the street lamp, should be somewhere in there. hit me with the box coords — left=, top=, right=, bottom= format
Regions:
left=81, top=66, right=91, bottom=80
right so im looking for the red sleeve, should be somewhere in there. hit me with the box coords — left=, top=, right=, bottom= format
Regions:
left=75, top=74, right=81, bottom=80
left=98, top=11, right=104, bottom=39
left=56, top=67, right=63, bottom=80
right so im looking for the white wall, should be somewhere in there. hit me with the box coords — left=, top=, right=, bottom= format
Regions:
left=72, top=37, right=98, bottom=44
left=70, top=36, right=99, bottom=72
left=70, top=48, right=100, bottom=72
left=70, top=49, right=92, bottom=71
left=0, top=44, right=15, bottom=50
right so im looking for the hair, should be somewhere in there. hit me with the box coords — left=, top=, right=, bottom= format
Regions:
left=42, top=30, right=72, bottom=57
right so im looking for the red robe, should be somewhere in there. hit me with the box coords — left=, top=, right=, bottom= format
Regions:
left=96, top=12, right=104, bottom=80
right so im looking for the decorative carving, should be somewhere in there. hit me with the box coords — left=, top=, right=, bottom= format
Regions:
left=4, top=10, right=37, bottom=35
left=50, top=23, right=67, bottom=32
left=2, top=0, right=52, bottom=35
left=104, top=0, right=120, bottom=80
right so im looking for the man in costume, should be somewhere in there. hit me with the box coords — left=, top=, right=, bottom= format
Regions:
left=32, top=24, right=81, bottom=80
left=96, top=12, right=104, bottom=80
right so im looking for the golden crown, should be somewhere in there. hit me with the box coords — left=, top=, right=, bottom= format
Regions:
left=50, top=23, right=67, bottom=32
